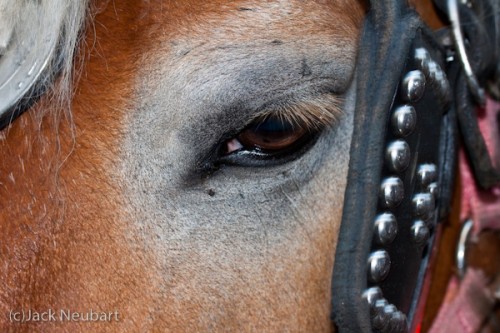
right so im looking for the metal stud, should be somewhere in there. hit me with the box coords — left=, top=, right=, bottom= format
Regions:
left=383, top=304, right=398, bottom=332
left=374, top=213, right=398, bottom=246
left=386, top=140, right=411, bottom=173
left=372, top=299, right=390, bottom=331
left=380, top=177, right=405, bottom=208
left=371, top=299, right=408, bottom=333
left=428, top=182, right=439, bottom=198
left=417, top=164, right=437, bottom=187
left=392, top=105, right=417, bottom=137
left=390, top=311, right=409, bottom=333
left=368, top=250, right=391, bottom=283
left=363, top=287, right=384, bottom=309
left=411, top=220, right=430, bottom=245
left=434, top=65, right=445, bottom=84
left=384, top=304, right=397, bottom=315
left=415, top=48, right=431, bottom=73
left=412, top=193, right=436, bottom=219
left=401, top=70, right=426, bottom=102
left=427, top=60, right=452, bottom=103
left=427, top=61, right=440, bottom=82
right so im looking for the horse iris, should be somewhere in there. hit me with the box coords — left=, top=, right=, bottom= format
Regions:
left=226, top=116, right=307, bottom=154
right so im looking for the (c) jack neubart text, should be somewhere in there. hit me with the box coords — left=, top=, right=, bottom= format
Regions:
left=9, top=309, right=120, bottom=323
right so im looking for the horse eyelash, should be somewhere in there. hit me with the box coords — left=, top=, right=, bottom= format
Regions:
left=250, top=94, right=344, bottom=132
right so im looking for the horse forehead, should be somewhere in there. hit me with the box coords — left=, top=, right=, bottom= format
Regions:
left=129, top=0, right=364, bottom=128
left=142, top=0, right=364, bottom=38
left=135, top=0, right=364, bottom=73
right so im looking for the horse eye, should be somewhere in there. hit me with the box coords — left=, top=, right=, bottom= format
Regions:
left=222, top=115, right=311, bottom=157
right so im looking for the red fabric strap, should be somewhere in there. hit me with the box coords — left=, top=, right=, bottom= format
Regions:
left=428, top=269, right=495, bottom=333
left=459, top=98, right=500, bottom=235
left=428, top=97, right=500, bottom=333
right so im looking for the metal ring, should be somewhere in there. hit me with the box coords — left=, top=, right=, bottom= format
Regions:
left=447, top=0, right=486, bottom=105
left=456, top=219, right=474, bottom=279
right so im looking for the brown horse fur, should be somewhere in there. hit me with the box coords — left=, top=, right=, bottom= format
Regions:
left=1, top=1, right=367, bottom=332
left=1, top=1, right=469, bottom=332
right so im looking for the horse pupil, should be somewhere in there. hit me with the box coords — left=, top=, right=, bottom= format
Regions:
left=253, top=117, right=293, bottom=132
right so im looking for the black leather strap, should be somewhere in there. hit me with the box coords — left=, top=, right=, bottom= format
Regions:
left=331, top=2, right=458, bottom=332
left=332, top=1, right=500, bottom=332
left=331, top=2, right=424, bottom=332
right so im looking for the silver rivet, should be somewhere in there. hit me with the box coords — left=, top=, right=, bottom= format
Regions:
left=428, top=61, right=440, bottom=82
left=434, top=66, right=445, bottom=83
left=428, top=182, right=439, bottom=198
left=412, top=193, right=436, bottom=219
left=417, top=164, right=437, bottom=187
left=415, top=48, right=431, bottom=72
left=384, top=303, right=397, bottom=317
left=363, top=287, right=383, bottom=308
left=383, top=304, right=398, bottom=332
left=411, top=220, right=430, bottom=245
left=386, top=140, right=411, bottom=173
left=402, top=70, right=426, bottom=102
left=368, top=250, right=391, bottom=283
left=427, top=60, right=452, bottom=103
left=392, top=105, right=417, bottom=137
left=390, top=311, right=409, bottom=333
left=374, top=213, right=398, bottom=246
left=380, top=177, right=405, bottom=208
left=372, top=299, right=390, bottom=331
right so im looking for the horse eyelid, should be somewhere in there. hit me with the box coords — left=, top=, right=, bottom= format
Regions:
left=193, top=93, right=343, bottom=173
left=246, top=93, right=344, bottom=133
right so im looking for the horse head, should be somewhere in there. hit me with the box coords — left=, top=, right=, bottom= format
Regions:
left=1, top=1, right=498, bottom=332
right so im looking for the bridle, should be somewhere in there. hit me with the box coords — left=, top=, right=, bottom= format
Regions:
left=332, top=1, right=500, bottom=332
left=0, top=1, right=498, bottom=333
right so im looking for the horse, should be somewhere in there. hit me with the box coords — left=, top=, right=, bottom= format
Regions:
left=0, top=1, right=498, bottom=332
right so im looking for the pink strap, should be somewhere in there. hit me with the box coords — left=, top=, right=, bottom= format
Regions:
left=428, top=97, right=500, bottom=333
left=428, top=269, right=495, bottom=333
left=459, top=97, right=500, bottom=235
